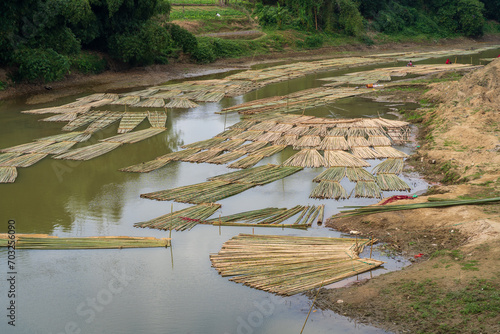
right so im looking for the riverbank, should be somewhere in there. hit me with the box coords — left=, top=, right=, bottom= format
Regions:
left=2, top=35, right=500, bottom=105
left=322, top=59, right=500, bottom=333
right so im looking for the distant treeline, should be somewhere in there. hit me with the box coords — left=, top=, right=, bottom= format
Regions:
left=0, top=0, right=499, bottom=84
left=257, top=0, right=499, bottom=37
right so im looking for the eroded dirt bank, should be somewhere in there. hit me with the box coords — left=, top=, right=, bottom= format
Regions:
left=322, top=59, right=500, bottom=333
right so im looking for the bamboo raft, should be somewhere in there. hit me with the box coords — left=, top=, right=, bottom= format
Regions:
left=1, top=140, right=54, bottom=154
left=210, top=234, right=384, bottom=296
left=282, top=149, right=326, bottom=168
left=354, top=181, right=382, bottom=198
left=228, top=154, right=265, bottom=169
left=164, top=97, right=199, bottom=109
left=85, top=112, right=123, bottom=133
left=0, top=153, right=47, bottom=167
left=54, top=142, right=122, bottom=161
left=346, top=167, right=376, bottom=182
left=133, top=98, right=165, bottom=108
left=0, top=234, right=170, bottom=249
left=324, top=150, right=370, bottom=167
left=36, top=132, right=91, bottom=143
left=135, top=203, right=221, bottom=231
left=62, top=112, right=106, bottom=131
left=0, top=167, right=17, bottom=183
left=372, top=158, right=404, bottom=174
left=376, top=173, right=411, bottom=191
left=119, top=158, right=172, bottom=173
left=101, top=128, right=165, bottom=144
left=117, top=112, right=148, bottom=133
left=310, top=180, right=348, bottom=200
left=147, top=111, right=167, bottom=128
left=372, top=146, right=409, bottom=158
left=312, top=167, right=346, bottom=182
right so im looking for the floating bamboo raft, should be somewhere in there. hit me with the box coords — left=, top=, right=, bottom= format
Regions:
left=21, top=105, right=91, bottom=115
left=354, top=181, right=382, bottom=198
left=36, top=132, right=91, bottom=143
left=372, top=158, right=404, bottom=174
left=85, top=112, right=123, bottom=133
left=135, top=203, right=221, bottom=231
left=117, top=112, right=147, bottom=133
left=310, top=180, right=348, bottom=200
left=147, top=111, right=167, bottom=128
left=282, top=149, right=325, bottom=168
left=206, top=151, right=246, bottom=165
left=36, top=141, right=77, bottom=155
left=181, top=149, right=223, bottom=163
left=181, top=137, right=225, bottom=150
left=294, top=135, right=321, bottom=149
left=164, top=97, right=199, bottom=109
left=0, top=167, right=17, bottom=183
left=119, top=158, right=172, bottom=173
left=210, top=234, right=384, bottom=296
left=0, top=153, right=47, bottom=167
left=351, top=147, right=383, bottom=159
left=133, top=98, right=165, bottom=108
left=54, top=142, right=122, bottom=161
left=1, top=140, right=54, bottom=154
left=0, top=234, right=170, bottom=249
left=319, top=136, right=349, bottom=150
left=324, top=150, right=370, bottom=167
left=40, top=112, right=79, bottom=122
left=235, top=141, right=268, bottom=153
left=211, top=139, right=246, bottom=151
left=208, top=165, right=303, bottom=185
left=346, top=167, right=375, bottom=182
left=376, top=173, right=411, bottom=191
left=111, top=96, right=141, bottom=105
left=228, top=154, right=265, bottom=169
left=62, top=112, right=105, bottom=131
left=373, top=146, right=409, bottom=158
left=101, top=128, right=165, bottom=144
left=216, top=128, right=245, bottom=139
left=312, top=167, right=346, bottom=182
left=0, top=153, right=22, bottom=164
left=250, top=145, right=286, bottom=157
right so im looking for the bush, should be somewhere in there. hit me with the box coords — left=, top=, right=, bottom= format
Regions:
left=70, top=53, right=107, bottom=74
left=169, top=24, right=198, bottom=54
left=304, top=35, right=323, bottom=48
left=212, top=39, right=246, bottom=58
left=12, top=48, right=70, bottom=83
left=192, top=40, right=216, bottom=64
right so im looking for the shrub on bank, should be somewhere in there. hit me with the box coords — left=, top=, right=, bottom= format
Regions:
left=12, top=48, right=70, bottom=83
left=70, top=53, right=107, bottom=74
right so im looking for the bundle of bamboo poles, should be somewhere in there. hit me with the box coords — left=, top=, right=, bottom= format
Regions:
left=228, top=155, right=265, bottom=169
left=75, top=93, right=119, bottom=103
left=85, top=113, right=123, bottom=133
left=0, top=153, right=47, bottom=167
left=36, top=132, right=91, bottom=143
left=181, top=137, right=226, bottom=150
left=233, top=130, right=265, bottom=141
left=206, top=205, right=316, bottom=228
left=255, top=132, right=282, bottom=143
left=373, top=146, right=409, bottom=158
left=312, top=167, right=346, bottom=182
left=250, top=145, right=286, bottom=157
left=367, top=135, right=392, bottom=146
left=135, top=203, right=221, bottom=231
left=274, top=134, right=298, bottom=146
left=345, top=167, right=375, bottom=182
left=216, top=128, right=245, bottom=139
left=310, top=180, right=348, bottom=200
left=337, top=197, right=500, bottom=218
left=1, top=140, right=54, bottom=154
left=122, top=88, right=159, bottom=97
left=22, top=105, right=91, bottom=115
left=282, top=149, right=325, bottom=168
left=372, top=158, right=404, bottom=174
left=319, top=136, right=349, bottom=151
left=210, top=234, right=383, bottom=296
left=249, top=121, right=277, bottom=131
left=293, top=135, right=321, bottom=149
left=164, top=97, right=199, bottom=108
left=351, top=147, right=383, bottom=159
left=285, top=126, right=310, bottom=136
left=62, top=112, right=106, bottom=131
left=235, top=141, right=268, bottom=153
left=155, top=148, right=201, bottom=161
left=111, top=96, right=141, bottom=105
left=119, top=158, right=172, bottom=173
left=181, top=149, right=223, bottom=163
left=229, top=120, right=258, bottom=130
left=40, top=112, right=79, bottom=122
left=0, top=167, right=17, bottom=183
left=354, top=181, right=382, bottom=198
left=117, top=112, right=148, bottom=133
left=206, top=151, right=246, bottom=165
left=207, top=164, right=303, bottom=185
left=151, top=90, right=182, bottom=99
left=101, top=128, right=165, bottom=144
left=36, top=141, right=77, bottom=155
left=141, top=181, right=254, bottom=204
left=195, top=91, right=225, bottom=103
left=147, top=111, right=167, bottom=128
left=0, top=153, right=21, bottom=164
left=324, top=150, right=370, bottom=167
left=347, top=136, right=370, bottom=148
left=211, top=139, right=246, bottom=152
left=54, top=142, right=122, bottom=161
left=376, top=173, right=411, bottom=191
left=133, top=98, right=165, bottom=108
left=0, top=234, right=170, bottom=249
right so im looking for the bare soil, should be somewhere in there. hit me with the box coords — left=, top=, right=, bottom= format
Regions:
left=322, top=58, right=500, bottom=333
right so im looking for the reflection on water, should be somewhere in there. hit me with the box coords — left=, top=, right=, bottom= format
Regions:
left=6, top=49, right=496, bottom=333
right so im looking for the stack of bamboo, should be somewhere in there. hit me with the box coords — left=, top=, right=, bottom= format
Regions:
left=210, top=234, right=384, bottom=296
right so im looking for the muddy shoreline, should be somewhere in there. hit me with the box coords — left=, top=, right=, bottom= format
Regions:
left=2, top=35, right=500, bottom=105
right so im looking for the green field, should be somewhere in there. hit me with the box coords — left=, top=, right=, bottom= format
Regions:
left=170, top=6, right=247, bottom=20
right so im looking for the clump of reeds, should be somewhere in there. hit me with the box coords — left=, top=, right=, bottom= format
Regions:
left=376, top=173, right=411, bottom=191
left=372, top=158, right=404, bottom=174
left=282, top=149, right=325, bottom=168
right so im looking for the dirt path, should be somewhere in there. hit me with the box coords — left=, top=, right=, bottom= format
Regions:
left=2, top=35, right=500, bottom=105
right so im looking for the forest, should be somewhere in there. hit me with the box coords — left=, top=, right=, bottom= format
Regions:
left=0, top=0, right=499, bottom=83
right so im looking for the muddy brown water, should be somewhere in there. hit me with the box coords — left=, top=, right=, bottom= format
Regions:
left=3, top=49, right=498, bottom=333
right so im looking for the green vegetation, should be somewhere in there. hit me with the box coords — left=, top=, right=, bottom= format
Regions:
left=0, top=0, right=498, bottom=84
